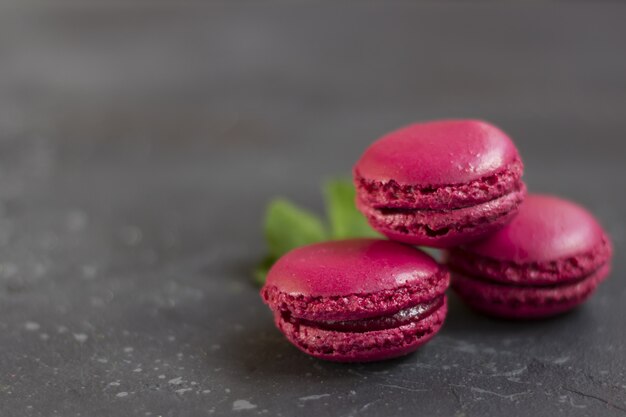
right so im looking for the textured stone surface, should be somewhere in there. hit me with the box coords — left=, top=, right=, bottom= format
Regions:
left=0, top=2, right=625, bottom=416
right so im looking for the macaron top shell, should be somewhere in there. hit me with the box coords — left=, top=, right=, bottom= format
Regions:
left=354, top=119, right=520, bottom=186
left=266, top=239, right=441, bottom=297
left=466, top=194, right=607, bottom=263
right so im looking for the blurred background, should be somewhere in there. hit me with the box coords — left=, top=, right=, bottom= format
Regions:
left=1, top=3, right=625, bottom=242
left=0, top=2, right=625, bottom=416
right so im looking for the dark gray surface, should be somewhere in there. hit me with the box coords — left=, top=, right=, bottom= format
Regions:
left=0, top=2, right=625, bottom=416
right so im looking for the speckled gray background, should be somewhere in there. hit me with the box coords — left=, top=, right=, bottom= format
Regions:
left=0, top=2, right=625, bottom=416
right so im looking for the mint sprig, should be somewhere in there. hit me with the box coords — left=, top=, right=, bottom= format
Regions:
left=265, top=198, right=328, bottom=259
left=324, top=180, right=379, bottom=240
left=255, top=178, right=379, bottom=285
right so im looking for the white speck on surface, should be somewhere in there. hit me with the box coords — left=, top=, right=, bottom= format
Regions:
left=25, top=322, right=41, bottom=331
left=455, top=341, right=478, bottom=354
left=559, top=394, right=587, bottom=409
left=66, top=210, right=88, bottom=231
left=168, top=377, right=184, bottom=385
left=167, top=336, right=176, bottom=342
left=454, top=384, right=530, bottom=400
left=553, top=356, right=570, bottom=365
left=90, top=297, right=105, bottom=308
left=39, top=333, right=50, bottom=341
left=133, top=368, right=142, bottom=373
left=175, top=388, right=193, bottom=395
left=299, top=394, right=330, bottom=401
left=40, top=233, right=59, bottom=250
left=33, top=263, right=48, bottom=277
left=109, top=382, right=120, bottom=386
left=202, top=390, right=211, bottom=394
left=81, top=265, right=98, bottom=280
left=73, top=333, right=88, bottom=343
left=123, top=347, right=134, bottom=353
left=2, top=262, right=19, bottom=278
left=225, top=388, right=231, bottom=393
left=97, top=358, right=108, bottom=363
left=158, top=375, right=166, bottom=379
left=119, top=225, right=143, bottom=246
left=116, top=392, right=129, bottom=398
left=232, top=400, right=257, bottom=411
left=502, top=338, right=514, bottom=346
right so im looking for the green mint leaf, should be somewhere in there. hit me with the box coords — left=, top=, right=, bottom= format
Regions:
left=255, top=182, right=380, bottom=286
left=324, top=178, right=380, bottom=239
left=419, top=246, right=443, bottom=262
left=264, top=198, right=328, bottom=259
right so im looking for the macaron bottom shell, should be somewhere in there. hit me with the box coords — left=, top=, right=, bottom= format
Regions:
left=451, top=263, right=610, bottom=319
left=275, top=296, right=447, bottom=362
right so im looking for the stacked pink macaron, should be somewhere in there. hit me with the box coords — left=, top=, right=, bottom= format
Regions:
left=261, top=119, right=613, bottom=362
left=354, top=120, right=526, bottom=248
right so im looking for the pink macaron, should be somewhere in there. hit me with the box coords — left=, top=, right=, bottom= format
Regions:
left=448, top=194, right=613, bottom=319
left=354, top=119, right=526, bottom=248
left=261, top=239, right=449, bottom=362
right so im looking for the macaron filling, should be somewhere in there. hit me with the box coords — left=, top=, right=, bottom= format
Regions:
left=451, top=264, right=610, bottom=317
left=355, top=157, right=524, bottom=210
left=358, top=184, right=526, bottom=238
left=290, top=295, right=444, bottom=333
left=276, top=297, right=448, bottom=360
left=448, top=234, right=612, bottom=285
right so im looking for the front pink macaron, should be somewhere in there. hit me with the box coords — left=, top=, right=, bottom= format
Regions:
left=354, top=119, right=526, bottom=248
left=261, top=239, right=449, bottom=362
left=448, top=194, right=613, bottom=319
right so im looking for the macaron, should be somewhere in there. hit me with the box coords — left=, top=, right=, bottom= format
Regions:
left=261, top=239, right=449, bottom=362
left=448, top=194, right=613, bottom=319
left=354, top=119, right=526, bottom=248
